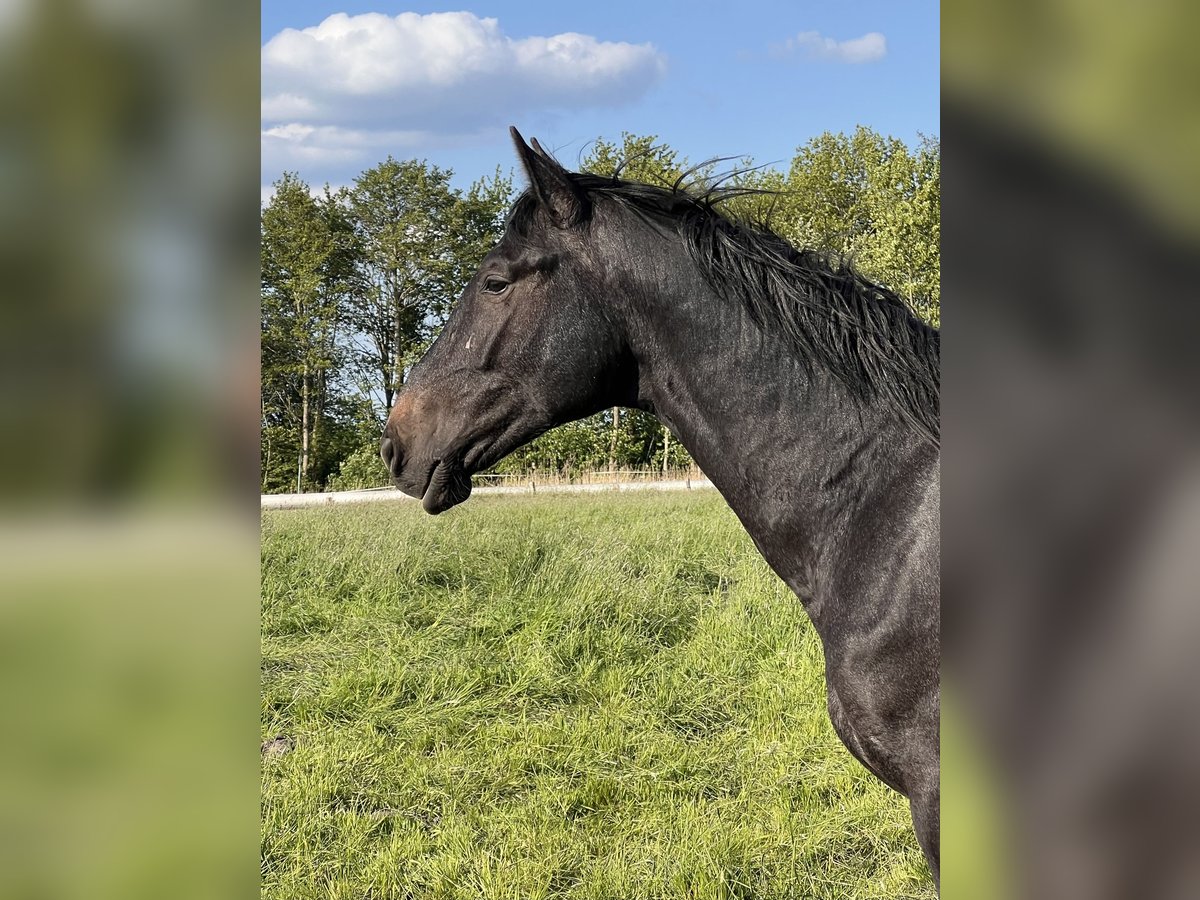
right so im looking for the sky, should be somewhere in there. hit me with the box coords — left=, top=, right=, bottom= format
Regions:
left=261, top=1, right=939, bottom=200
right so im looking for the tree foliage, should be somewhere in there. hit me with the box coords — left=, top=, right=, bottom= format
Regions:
left=261, top=173, right=356, bottom=492
left=773, top=128, right=940, bottom=325
left=338, top=160, right=511, bottom=422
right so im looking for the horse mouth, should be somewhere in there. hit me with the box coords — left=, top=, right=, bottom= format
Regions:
left=420, top=458, right=472, bottom=514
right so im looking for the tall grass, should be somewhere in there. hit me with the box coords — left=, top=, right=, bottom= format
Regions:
left=261, top=492, right=932, bottom=899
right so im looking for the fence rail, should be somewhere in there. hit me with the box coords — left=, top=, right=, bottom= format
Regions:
left=262, top=474, right=715, bottom=511
left=470, top=467, right=705, bottom=488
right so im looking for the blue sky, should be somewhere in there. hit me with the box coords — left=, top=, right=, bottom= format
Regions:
left=261, top=1, right=938, bottom=198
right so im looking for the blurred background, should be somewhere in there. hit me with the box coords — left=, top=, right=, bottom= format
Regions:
left=0, top=0, right=1197, bottom=897
left=942, top=2, right=1200, bottom=899
left=0, top=1, right=257, bottom=898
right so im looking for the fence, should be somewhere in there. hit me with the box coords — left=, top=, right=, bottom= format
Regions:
left=471, top=466, right=706, bottom=489
left=262, top=466, right=714, bottom=510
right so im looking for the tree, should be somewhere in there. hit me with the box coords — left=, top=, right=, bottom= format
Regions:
left=773, top=127, right=940, bottom=325
left=261, top=173, right=354, bottom=492
left=582, top=132, right=688, bottom=186
left=341, top=159, right=511, bottom=423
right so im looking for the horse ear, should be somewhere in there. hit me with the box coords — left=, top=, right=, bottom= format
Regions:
left=509, top=126, right=587, bottom=228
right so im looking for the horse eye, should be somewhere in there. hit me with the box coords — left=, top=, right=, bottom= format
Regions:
left=482, top=276, right=511, bottom=295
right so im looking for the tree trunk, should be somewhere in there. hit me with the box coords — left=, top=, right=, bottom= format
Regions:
left=261, top=397, right=273, bottom=493
left=391, top=276, right=403, bottom=411
left=262, top=428, right=272, bottom=493
left=662, top=426, right=670, bottom=477
left=608, top=406, right=621, bottom=471
left=382, top=353, right=394, bottom=415
left=299, top=362, right=310, bottom=493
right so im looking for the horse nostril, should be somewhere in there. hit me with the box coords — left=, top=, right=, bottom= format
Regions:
left=380, top=437, right=397, bottom=473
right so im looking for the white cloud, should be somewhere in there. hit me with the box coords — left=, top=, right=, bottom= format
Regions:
left=777, top=31, right=887, bottom=64
left=260, top=93, right=317, bottom=121
left=261, top=121, right=434, bottom=176
left=261, top=11, right=667, bottom=135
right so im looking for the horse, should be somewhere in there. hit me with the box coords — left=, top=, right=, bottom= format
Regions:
left=381, top=128, right=940, bottom=885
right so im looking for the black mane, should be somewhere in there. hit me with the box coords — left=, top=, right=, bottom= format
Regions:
left=508, top=173, right=941, bottom=447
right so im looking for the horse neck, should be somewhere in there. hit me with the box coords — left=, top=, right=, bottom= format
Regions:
left=620, top=258, right=931, bottom=599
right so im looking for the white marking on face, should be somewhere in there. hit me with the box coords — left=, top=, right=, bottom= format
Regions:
left=465, top=336, right=474, bottom=351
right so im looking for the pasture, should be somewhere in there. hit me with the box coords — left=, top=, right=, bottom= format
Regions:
left=261, top=492, right=933, bottom=899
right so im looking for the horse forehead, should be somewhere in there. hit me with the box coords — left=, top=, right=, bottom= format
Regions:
left=483, top=242, right=517, bottom=265
left=487, top=236, right=542, bottom=265
left=486, top=235, right=571, bottom=273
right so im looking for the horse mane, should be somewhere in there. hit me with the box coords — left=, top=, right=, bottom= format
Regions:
left=507, top=170, right=941, bottom=448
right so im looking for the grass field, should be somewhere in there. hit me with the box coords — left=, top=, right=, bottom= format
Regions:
left=261, top=491, right=934, bottom=899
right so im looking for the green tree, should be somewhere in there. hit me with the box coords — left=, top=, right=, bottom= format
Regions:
left=582, top=132, right=687, bottom=186
left=774, top=127, right=940, bottom=325
left=342, top=159, right=511, bottom=423
left=261, top=173, right=354, bottom=492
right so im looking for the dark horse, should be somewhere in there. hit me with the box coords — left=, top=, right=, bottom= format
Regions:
left=381, top=129, right=940, bottom=884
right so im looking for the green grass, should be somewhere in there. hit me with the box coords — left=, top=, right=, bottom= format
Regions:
left=261, top=492, right=933, bottom=900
